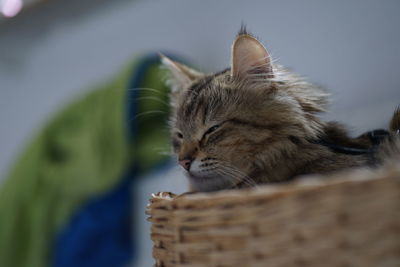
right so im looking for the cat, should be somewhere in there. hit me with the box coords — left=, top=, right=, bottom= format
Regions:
left=161, top=26, right=400, bottom=192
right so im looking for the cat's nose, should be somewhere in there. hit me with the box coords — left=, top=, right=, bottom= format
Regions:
left=179, top=159, right=192, bottom=171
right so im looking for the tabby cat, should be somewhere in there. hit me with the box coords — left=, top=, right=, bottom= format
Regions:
left=162, top=27, right=400, bottom=192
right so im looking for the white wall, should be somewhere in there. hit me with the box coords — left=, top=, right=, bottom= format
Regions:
left=1, top=1, right=400, bottom=265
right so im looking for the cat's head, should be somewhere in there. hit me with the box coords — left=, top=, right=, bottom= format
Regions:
left=162, top=29, right=328, bottom=192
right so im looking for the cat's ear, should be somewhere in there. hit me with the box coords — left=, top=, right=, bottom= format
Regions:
left=230, top=33, right=273, bottom=79
left=160, top=54, right=203, bottom=92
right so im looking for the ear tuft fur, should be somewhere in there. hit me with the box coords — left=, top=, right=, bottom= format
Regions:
left=238, top=23, right=249, bottom=36
left=389, top=106, right=400, bottom=133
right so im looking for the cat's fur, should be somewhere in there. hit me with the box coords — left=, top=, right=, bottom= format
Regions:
left=162, top=27, right=400, bottom=192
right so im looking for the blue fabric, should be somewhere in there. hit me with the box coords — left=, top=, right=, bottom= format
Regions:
left=52, top=173, right=135, bottom=267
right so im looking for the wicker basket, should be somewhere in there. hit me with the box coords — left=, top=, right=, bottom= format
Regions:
left=147, top=165, right=400, bottom=267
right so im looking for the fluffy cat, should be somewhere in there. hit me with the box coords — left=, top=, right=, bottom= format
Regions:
left=162, top=27, right=400, bottom=192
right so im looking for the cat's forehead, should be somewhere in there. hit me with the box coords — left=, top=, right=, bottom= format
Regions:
left=182, top=70, right=231, bottom=104
left=174, top=70, right=232, bottom=130
left=189, top=69, right=230, bottom=92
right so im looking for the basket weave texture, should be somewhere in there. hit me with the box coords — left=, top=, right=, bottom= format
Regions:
left=147, top=166, right=400, bottom=267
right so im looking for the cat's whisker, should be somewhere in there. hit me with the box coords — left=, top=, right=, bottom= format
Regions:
left=217, top=164, right=257, bottom=188
left=213, top=168, right=245, bottom=189
left=223, top=169, right=256, bottom=188
left=157, top=151, right=174, bottom=157
left=152, top=146, right=173, bottom=155
left=127, top=87, right=164, bottom=95
left=135, top=96, right=170, bottom=107
left=134, top=110, right=166, bottom=119
left=222, top=165, right=258, bottom=187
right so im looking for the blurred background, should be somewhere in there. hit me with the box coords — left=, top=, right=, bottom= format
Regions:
left=0, top=0, right=399, bottom=266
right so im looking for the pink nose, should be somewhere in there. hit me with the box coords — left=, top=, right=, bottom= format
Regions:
left=179, top=159, right=192, bottom=171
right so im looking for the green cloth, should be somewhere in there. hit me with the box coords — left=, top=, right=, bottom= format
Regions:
left=0, top=59, right=171, bottom=267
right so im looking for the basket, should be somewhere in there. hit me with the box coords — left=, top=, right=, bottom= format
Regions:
left=147, top=165, right=400, bottom=267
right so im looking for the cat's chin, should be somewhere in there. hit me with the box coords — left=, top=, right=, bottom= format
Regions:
left=185, top=172, right=233, bottom=192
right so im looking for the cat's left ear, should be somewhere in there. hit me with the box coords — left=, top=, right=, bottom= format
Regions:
left=160, top=54, right=203, bottom=92
left=231, top=34, right=273, bottom=79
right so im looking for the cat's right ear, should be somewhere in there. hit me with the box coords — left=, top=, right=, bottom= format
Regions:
left=160, top=54, right=203, bottom=92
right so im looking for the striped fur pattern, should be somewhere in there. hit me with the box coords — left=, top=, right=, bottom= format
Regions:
left=162, top=28, right=400, bottom=192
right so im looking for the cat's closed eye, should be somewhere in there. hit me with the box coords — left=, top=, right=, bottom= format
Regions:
left=204, top=124, right=221, bottom=136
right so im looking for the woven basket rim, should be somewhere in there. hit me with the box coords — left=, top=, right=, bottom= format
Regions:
left=150, top=165, right=399, bottom=203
